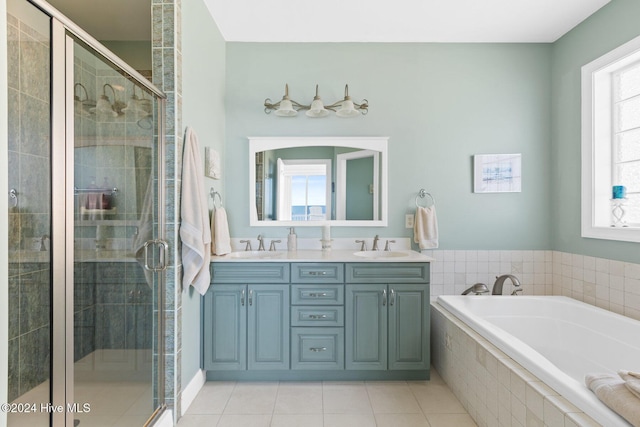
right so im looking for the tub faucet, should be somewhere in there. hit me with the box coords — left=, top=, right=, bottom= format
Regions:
left=462, top=283, right=490, bottom=295
left=492, top=274, right=522, bottom=295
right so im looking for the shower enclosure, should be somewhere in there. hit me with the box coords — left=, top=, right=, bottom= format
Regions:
left=6, top=0, right=167, bottom=426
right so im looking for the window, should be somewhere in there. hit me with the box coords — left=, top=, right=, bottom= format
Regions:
left=276, top=159, right=331, bottom=221
left=582, top=35, right=640, bottom=243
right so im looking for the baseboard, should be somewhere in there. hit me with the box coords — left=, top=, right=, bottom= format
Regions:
left=181, top=369, right=206, bottom=416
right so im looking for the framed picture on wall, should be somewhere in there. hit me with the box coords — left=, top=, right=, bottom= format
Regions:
left=473, top=154, right=522, bottom=193
left=205, top=147, right=221, bottom=179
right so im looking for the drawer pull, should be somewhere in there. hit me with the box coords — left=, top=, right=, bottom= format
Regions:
left=308, top=314, right=328, bottom=319
left=309, top=347, right=327, bottom=352
left=308, top=271, right=328, bottom=276
left=308, top=292, right=328, bottom=297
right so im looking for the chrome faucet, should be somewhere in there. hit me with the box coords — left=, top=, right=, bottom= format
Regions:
left=355, top=239, right=368, bottom=251
left=492, top=274, right=522, bottom=295
left=462, top=283, right=490, bottom=295
left=372, top=235, right=380, bottom=251
left=269, top=239, right=281, bottom=251
left=257, top=234, right=265, bottom=251
left=240, top=239, right=252, bottom=251
left=383, top=240, right=396, bottom=251
left=39, top=234, right=50, bottom=251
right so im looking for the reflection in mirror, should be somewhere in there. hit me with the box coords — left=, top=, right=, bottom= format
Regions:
left=250, top=137, right=388, bottom=227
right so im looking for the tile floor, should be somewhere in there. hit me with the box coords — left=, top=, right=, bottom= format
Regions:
left=178, top=368, right=477, bottom=427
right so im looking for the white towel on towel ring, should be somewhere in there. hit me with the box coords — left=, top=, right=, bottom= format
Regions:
left=180, top=127, right=211, bottom=295
left=413, top=205, right=439, bottom=249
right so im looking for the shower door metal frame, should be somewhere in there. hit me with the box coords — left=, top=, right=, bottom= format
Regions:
left=41, top=1, right=168, bottom=425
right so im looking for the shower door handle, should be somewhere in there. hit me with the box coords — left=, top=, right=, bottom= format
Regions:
left=143, top=239, right=169, bottom=271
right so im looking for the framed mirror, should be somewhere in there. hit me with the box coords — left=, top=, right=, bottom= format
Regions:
left=249, top=137, right=388, bottom=226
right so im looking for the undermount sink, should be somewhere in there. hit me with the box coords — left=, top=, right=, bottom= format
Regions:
left=227, top=251, right=285, bottom=259
left=353, top=251, right=410, bottom=258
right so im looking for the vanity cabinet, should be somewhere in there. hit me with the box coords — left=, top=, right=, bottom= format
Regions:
left=204, top=260, right=429, bottom=380
left=290, top=263, right=345, bottom=370
left=203, top=263, right=290, bottom=371
left=345, top=264, right=430, bottom=371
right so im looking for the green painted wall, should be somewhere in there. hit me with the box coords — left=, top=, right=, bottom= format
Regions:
left=181, top=0, right=226, bottom=389
left=225, top=43, right=552, bottom=249
left=551, top=0, right=640, bottom=263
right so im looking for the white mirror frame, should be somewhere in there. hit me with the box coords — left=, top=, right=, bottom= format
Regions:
left=249, top=136, right=388, bottom=227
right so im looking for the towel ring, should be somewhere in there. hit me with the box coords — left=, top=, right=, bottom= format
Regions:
left=210, top=188, right=223, bottom=209
left=415, top=189, right=435, bottom=208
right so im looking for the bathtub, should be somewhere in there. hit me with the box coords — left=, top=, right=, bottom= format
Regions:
left=436, top=295, right=640, bottom=427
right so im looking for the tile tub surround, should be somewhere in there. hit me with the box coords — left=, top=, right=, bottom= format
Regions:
left=422, top=250, right=640, bottom=321
left=431, top=303, right=601, bottom=427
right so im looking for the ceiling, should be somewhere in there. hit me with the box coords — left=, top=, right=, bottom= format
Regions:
left=47, top=0, right=151, bottom=41
left=47, top=0, right=611, bottom=43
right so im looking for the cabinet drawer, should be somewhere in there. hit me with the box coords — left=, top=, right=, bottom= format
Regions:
left=291, top=327, right=344, bottom=370
left=291, top=263, right=344, bottom=283
left=211, top=263, right=289, bottom=283
left=291, top=284, right=344, bottom=305
left=291, top=306, right=344, bottom=327
left=346, top=263, right=430, bottom=284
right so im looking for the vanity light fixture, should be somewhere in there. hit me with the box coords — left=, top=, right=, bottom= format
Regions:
left=264, top=84, right=368, bottom=118
left=122, top=85, right=152, bottom=117
left=90, top=83, right=125, bottom=117
left=73, top=83, right=92, bottom=117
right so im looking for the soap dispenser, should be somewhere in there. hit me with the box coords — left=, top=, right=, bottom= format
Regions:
left=287, top=227, right=297, bottom=252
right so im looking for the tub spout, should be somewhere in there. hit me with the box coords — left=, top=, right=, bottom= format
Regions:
left=492, top=274, right=521, bottom=295
left=462, top=283, right=490, bottom=295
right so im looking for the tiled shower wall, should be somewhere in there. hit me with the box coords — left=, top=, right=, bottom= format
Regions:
left=152, top=0, right=182, bottom=416
left=6, top=13, right=51, bottom=403
left=424, top=250, right=640, bottom=321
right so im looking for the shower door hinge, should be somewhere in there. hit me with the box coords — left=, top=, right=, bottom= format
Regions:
left=143, top=239, right=169, bottom=271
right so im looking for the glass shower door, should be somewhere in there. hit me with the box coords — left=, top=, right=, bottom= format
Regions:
left=6, top=1, right=52, bottom=425
left=69, top=38, right=164, bottom=426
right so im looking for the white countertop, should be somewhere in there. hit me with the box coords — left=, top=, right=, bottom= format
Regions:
left=210, top=249, right=434, bottom=263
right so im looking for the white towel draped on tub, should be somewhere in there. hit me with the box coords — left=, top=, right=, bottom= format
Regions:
left=180, top=127, right=211, bottom=295
left=211, top=206, right=231, bottom=255
left=585, top=373, right=640, bottom=426
left=413, top=206, right=439, bottom=249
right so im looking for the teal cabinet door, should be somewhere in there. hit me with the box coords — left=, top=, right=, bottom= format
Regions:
left=203, top=285, right=247, bottom=370
left=388, top=284, right=429, bottom=370
left=346, top=284, right=387, bottom=370
left=248, top=285, right=290, bottom=370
